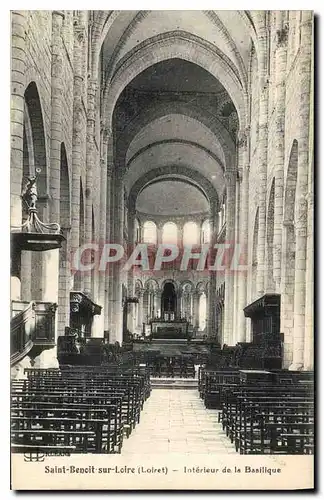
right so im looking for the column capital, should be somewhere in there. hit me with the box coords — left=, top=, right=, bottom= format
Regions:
left=224, top=169, right=236, bottom=183
left=237, top=130, right=248, bottom=149
left=276, top=25, right=289, bottom=49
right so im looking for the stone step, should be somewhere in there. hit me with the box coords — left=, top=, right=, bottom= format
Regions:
left=151, top=377, right=198, bottom=389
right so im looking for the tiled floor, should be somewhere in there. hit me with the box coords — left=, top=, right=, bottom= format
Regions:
left=121, top=389, right=237, bottom=455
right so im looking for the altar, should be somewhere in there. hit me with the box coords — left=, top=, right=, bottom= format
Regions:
left=151, top=319, right=188, bottom=339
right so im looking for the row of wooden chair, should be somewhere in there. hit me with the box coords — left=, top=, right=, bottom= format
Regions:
left=199, top=367, right=314, bottom=455
left=11, top=366, right=151, bottom=454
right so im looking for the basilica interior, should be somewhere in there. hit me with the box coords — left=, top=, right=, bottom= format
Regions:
left=10, top=11, right=314, bottom=459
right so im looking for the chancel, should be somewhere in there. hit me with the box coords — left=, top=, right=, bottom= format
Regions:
left=10, top=10, right=314, bottom=461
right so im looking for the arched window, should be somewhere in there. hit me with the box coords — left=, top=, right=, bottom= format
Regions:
left=199, top=293, right=207, bottom=331
left=201, top=219, right=211, bottom=243
left=162, top=222, right=178, bottom=245
left=183, top=221, right=199, bottom=245
left=143, top=221, right=157, bottom=244
left=218, top=202, right=226, bottom=232
left=135, top=218, right=140, bottom=244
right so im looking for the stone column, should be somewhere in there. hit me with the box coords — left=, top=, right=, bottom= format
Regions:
left=273, top=16, right=288, bottom=291
left=237, top=130, right=249, bottom=342
left=193, top=291, right=200, bottom=329
left=232, top=168, right=241, bottom=342
left=71, top=18, right=86, bottom=291
left=304, top=26, right=314, bottom=370
left=11, top=11, right=27, bottom=301
left=154, top=290, right=162, bottom=319
left=83, top=78, right=97, bottom=295
left=40, top=11, right=64, bottom=355
left=207, top=207, right=218, bottom=339
left=256, top=23, right=269, bottom=296
left=11, top=11, right=27, bottom=228
left=94, top=127, right=109, bottom=337
left=223, top=170, right=236, bottom=345
left=111, top=168, right=124, bottom=343
left=104, top=138, right=113, bottom=333
left=127, top=206, right=136, bottom=331
left=291, top=12, right=313, bottom=370
left=50, top=10, right=64, bottom=222
left=137, top=289, right=144, bottom=333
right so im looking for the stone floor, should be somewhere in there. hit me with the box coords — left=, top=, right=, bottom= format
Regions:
left=121, top=389, right=237, bottom=455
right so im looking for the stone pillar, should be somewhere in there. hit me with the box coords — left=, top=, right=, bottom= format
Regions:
left=273, top=15, right=288, bottom=291
left=291, top=12, right=313, bottom=370
left=50, top=10, right=64, bottom=222
left=237, top=130, right=249, bottom=342
left=71, top=18, right=86, bottom=290
left=223, top=170, right=236, bottom=345
left=137, top=289, right=144, bottom=333
left=83, top=78, right=97, bottom=294
left=232, top=168, right=241, bottom=342
left=154, top=290, right=162, bottom=319
left=256, top=23, right=269, bottom=296
left=111, top=168, right=124, bottom=343
left=176, top=289, right=182, bottom=320
left=104, top=139, right=113, bottom=332
left=11, top=11, right=28, bottom=301
left=193, top=291, right=200, bottom=329
left=304, top=26, right=314, bottom=370
left=11, top=11, right=27, bottom=227
left=207, top=207, right=218, bottom=339
left=94, top=127, right=109, bottom=337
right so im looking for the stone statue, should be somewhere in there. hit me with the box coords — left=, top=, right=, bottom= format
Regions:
left=22, top=175, right=38, bottom=210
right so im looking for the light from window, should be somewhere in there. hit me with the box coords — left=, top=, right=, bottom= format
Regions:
left=162, top=222, right=178, bottom=244
left=199, top=293, right=207, bottom=330
left=143, top=221, right=157, bottom=244
left=183, top=221, right=199, bottom=245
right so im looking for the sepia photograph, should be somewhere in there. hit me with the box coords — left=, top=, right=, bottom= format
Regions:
left=10, top=9, right=314, bottom=491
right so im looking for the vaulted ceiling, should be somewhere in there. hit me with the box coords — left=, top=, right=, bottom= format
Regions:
left=97, top=10, right=257, bottom=216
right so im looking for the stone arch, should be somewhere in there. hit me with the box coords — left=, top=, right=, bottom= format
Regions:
left=23, top=82, right=47, bottom=201
left=126, top=139, right=225, bottom=172
left=60, top=143, right=71, bottom=230
left=135, top=279, right=144, bottom=292
left=142, top=220, right=157, bottom=244
left=103, top=31, right=246, bottom=132
left=160, top=278, right=178, bottom=293
left=20, top=82, right=48, bottom=303
left=144, top=278, right=159, bottom=291
left=281, top=140, right=298, bottom=367
left=128, top=166, right=219, bottom=214
left=266, top=177, right=275, bottom=291
left=180, top=280, right=194, bottom=292
left=117, top=102, right=235, bottom=170
left=251, top=207, right=259, bottom=301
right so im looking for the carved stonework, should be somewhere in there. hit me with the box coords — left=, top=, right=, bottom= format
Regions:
left=237, top=131, right=247, bottom=149
left=277, top=26, right=289, bottom=48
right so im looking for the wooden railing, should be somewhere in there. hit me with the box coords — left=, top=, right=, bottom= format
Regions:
left=11, top=301, right=57, bottom=366
left=11, top=302, right=35, bottom=365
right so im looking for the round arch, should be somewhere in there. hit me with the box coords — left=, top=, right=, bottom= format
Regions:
left=126, top=139, right=225, bottom=172
left=116, top=102, right=235, bottom=170
left=103, top=31, right=246, bottom=132
left=128, top=165, right=219, bottom=214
